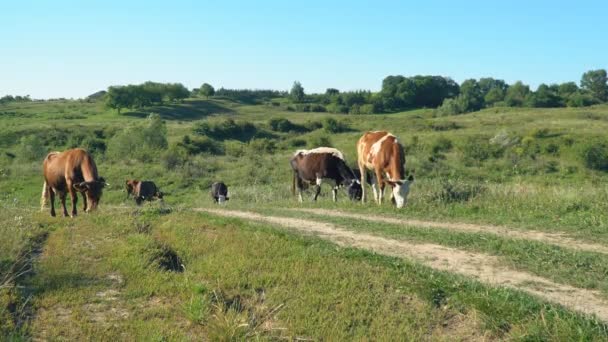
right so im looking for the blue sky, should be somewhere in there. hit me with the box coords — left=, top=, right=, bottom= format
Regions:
left=1, top=0, right=607, bottom=99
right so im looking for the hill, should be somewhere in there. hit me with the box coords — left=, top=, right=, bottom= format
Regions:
left=2, top=97, right=608, bottom=339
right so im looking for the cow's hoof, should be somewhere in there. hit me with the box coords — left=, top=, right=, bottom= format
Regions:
left=50, top=212, right=56, bottom=217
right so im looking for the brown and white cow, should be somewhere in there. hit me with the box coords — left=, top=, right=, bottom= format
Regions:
left=357, top=131, right=414, bottom=208
left=290, top=147, right=362, bottom=202
left=41, top=148, right=107, bottom=217
left=126, top=180, right=164, bottom=205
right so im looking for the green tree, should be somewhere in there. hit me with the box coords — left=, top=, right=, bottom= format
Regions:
left=581, top=69, right=608, bottom=102
left=558, top=82, right=579, bottom=98
left=290, top=81, right=305, bottom=102
left=199, top=83, right=215, bottom=99
left=458, top=79, right=484, bottom=111
left=525, top=84, right=563, bottom=107
left=504, top=81, right=530, bottom=107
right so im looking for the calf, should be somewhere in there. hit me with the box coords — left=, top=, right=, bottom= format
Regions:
left=290, top=147, right=362, bottom=202
left=126, top=180, right=163, bottom=205
left=210, top=182, right=229, bottom=204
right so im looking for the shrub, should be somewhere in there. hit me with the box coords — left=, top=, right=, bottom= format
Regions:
left=107, top=113, right=168, bottom=161
left=224, top=140, right=246, bottom=157
left=304, top=120, right=323, bottom=131
left=268, top=118, right=307, bottom=133
left=177, top=135, right=224, bottom=155
left=288, top=138, right=307, bottom=148
left=435, top=180, right=486, bottom=203
left=323, top=117, right=350, bottom=133
left=193, top=119, right=259, bottom=142
left=431, top=137, right=453, bottom=154
left=248, top=138, right=277, bottom=154
left=436, top=97, right=466, bottom=116
left=429, top=121, right=462, bottom=131
left=462, top=137, right=503, bottom=162
left=582, top=141, right=608, bottom=171
left=326, top=103, right=348, bottom=114
left=17, top=135, right=47, bottom=161
left=82, top=137, right=107, bottom=156
left=161, top=146, right=188, bottom=170
left=308, top=135, right=332, bottom=148
left=545, top=143, right=560, bottom=155
left=309, top=104, right=326, bottom=112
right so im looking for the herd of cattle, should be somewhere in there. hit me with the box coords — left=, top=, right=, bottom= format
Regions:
left=40, top=130, right=413, bottom=217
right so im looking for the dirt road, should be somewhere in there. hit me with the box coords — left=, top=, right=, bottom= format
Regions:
left=198, top=208, right=608, bottom=322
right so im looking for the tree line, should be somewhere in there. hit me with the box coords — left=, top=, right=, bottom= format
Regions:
left=96, top=69, right=607, bottom=115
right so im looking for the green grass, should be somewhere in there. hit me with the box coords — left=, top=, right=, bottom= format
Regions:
left=3, top=97, right=608, bottom=338
left=3, top=207, right=608, bottom=340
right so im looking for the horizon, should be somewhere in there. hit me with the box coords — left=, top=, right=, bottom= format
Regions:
left=2, top=0, right=607, bottom=99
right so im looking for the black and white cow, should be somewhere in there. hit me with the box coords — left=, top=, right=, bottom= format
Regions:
left=210, top=182, right=229, bottom=204
left=290, top=147, right=362, bottom=202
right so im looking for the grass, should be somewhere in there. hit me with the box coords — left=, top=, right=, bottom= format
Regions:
left=2, top=97, right=608, bottom=338
left=2, top=207, right=608, bottom=340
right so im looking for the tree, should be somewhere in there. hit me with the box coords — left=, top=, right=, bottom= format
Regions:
left=325, top=88, right=340, bottom=96
left=484, top=88, right=506, bottom=106
left=558, top=82, right=579, bottom=98
left=290, top=81, right=305, bottom=102
left=525, top=84, right=562, bottom=108
left=581, top=69, right=608, bottom=102
left=458, top=79, right=484, bottom=111
left=504, top=81, right=530, bottom=107
left=200, top=83, right=215, bottom=99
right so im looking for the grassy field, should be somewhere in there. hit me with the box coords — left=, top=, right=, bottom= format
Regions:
left=2, top=98, right=608, bottom=339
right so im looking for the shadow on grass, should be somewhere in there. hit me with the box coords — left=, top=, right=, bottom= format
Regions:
left=124, top=100, right=233, bottom=121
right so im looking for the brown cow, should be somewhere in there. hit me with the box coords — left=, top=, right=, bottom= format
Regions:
left=125, top=180, right=163, bottom=205
left=356, top=131, right=414, bottom=208
left=41, top=148, right=106, bottom=217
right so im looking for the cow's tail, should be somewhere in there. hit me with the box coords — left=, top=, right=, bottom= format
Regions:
left=40, top=181, right=49, bottom=211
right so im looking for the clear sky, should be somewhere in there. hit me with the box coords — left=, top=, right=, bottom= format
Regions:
left=1, top=0, right=607, bottom=99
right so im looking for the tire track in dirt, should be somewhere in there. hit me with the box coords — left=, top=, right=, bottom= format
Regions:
left=294, top=208, right=608, bottom=255
left=198, top=208, right=608, bottom=322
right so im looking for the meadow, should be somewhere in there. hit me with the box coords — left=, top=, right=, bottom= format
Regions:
left=2, top=97, right=608, bottom=340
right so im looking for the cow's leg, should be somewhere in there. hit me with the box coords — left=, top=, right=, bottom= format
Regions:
left=66, top=181, right=78, bottom=217
left=313, top=177, right=322, bottom=201
left=371, top=183, right=378, bottom=203
left=332, top=186, right=338, bottom=202
left=374, top=169, right=384, bottom=205
left=358, top=162, right=366, bottom=203
left=59, top=192, right=69, bottom=217
left=49, top=188, right=56, bottom=217
left=295, top=177, right=304, bottom=203
left=82, top=192, right=88, bottom=212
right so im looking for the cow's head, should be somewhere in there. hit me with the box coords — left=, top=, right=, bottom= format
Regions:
left=345, top=179, right=362, bottom=201
left=74, top=177, right=107, bottom=211
left=387, top=174, right=414, bottom=208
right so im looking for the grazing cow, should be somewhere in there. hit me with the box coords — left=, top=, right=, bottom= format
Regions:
left=210, top=182, right=229, bottom=204
left=125, top=180, right=164, bottom=205
left=290, top=147, right=362, bottom=202
left=357, top=131, right=414, bottom=208
left=41, top=148, right=106, bottom=217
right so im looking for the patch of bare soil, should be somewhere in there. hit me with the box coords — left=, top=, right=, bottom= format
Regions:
left=294, top=208, right=608, bottom=255
left=199, top=208, right=608, bottom=322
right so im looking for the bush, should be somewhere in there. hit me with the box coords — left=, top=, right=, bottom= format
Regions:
left=17, top=135, right=47, bottom=161
left=431, top=137, right=453, bottom=154
left=268, top=118, right=307, bottom=133
left=107, top=113, right=168, bottom=161
left=309, top=104, right=326, bottom=112
left=582, top=142, right=608, bottom=171
left=462, top=137, right=504, bottom=162
left=326, top=103, right=348, bottom=114
left=82, top=137, right=107, bottom=156
left=177, top=135, right=224, bottom=155
left=161, top=146, right=188, bottom=170
left=193, top=119, right=260, bottom=142
left=435, top=180, right=486, bottom=203
left=304, top=120, right=323, bottom=131
left=224, top=140, right=246, bottom=157
left=359, top=104, right=375, bottom=114
left=248, top=138, right=277, bottom=154
left=429, top=121, right=462, bottom=131
left=287, top=138, right=307, bottom=148
left=436, top=97, right=466, bottom=116
left=323, top=117, right=350, bottom=133
left=308, top=135, right=332, bottom=148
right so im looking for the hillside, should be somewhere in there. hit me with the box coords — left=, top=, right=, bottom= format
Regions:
left=3, top=98, right=608, bottom=339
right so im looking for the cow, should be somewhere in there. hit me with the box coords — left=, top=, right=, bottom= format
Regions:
left=210, top=182, right=229, bottom=204
left=125, top=180, right=164, bottom=205
left=41, top=148, right=106, bottom=217
left=357, top=131, right=414, bottom=208
left=290, top=147, right=362, bottom=202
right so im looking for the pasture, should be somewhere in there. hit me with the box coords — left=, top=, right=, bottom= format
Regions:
left=2, top=97, right=608, bottom=340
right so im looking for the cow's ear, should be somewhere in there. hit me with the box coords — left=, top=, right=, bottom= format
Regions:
left=74, top=182, right=88, bottom=191
left=407, top=174, right=414, bottom=182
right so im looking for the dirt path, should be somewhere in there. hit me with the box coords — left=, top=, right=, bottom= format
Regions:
left=198, top=208, right=608, bottom=322
left=293, top=208, right=608, bottom=255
